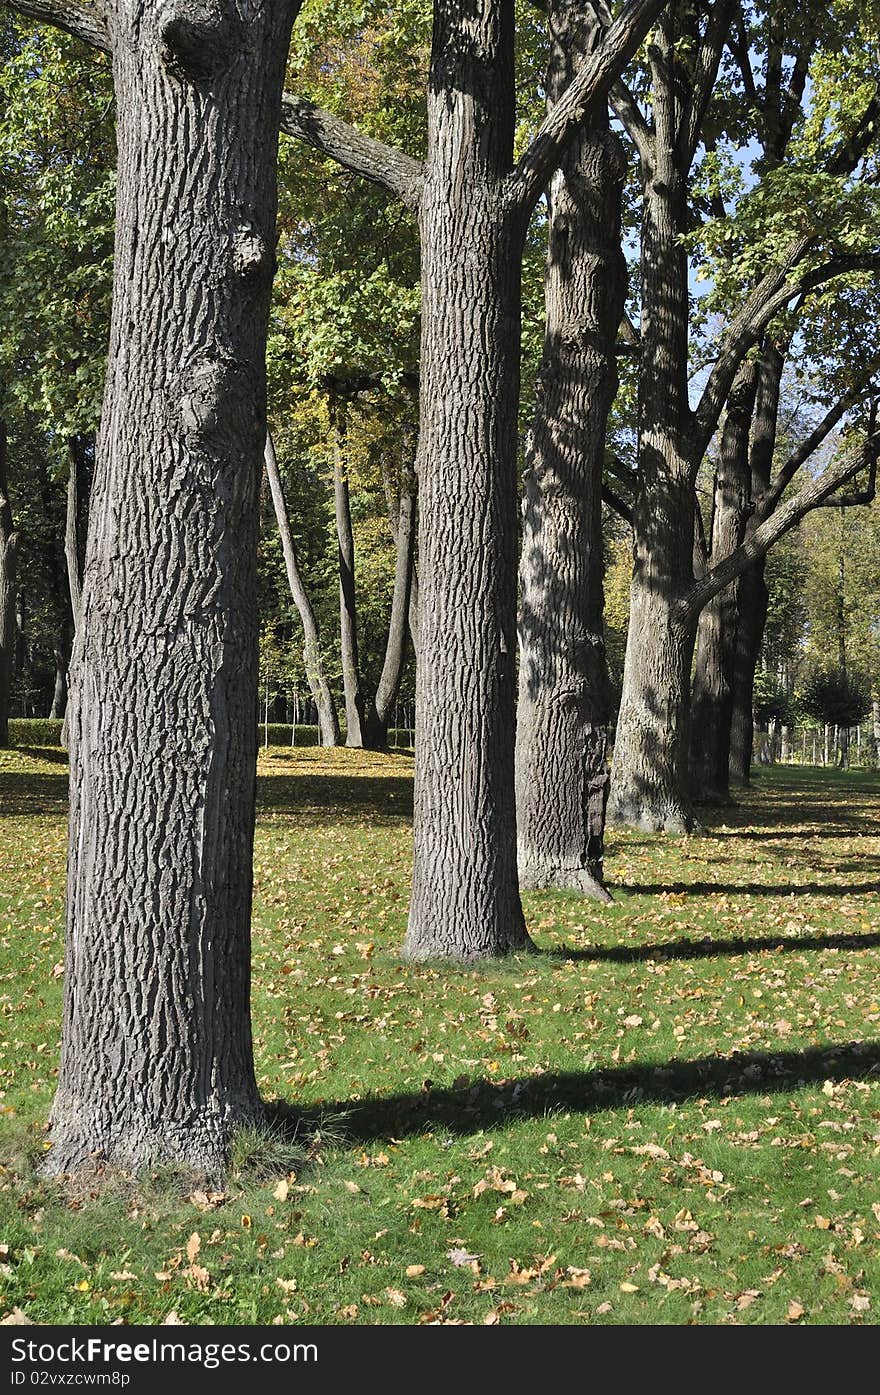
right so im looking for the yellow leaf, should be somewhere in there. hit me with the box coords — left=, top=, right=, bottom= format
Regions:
left=406, top=1265, right=426, bottom=1278
left=273, top=1179, right=289, bottom=1202
left=75, top=1280, right=90, bottom=1292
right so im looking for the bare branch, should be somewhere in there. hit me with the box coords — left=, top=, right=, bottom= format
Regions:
left=280, top=96, right=423, bottom=213
left=4, top=0, right=110, bottom=51
left=511, top=0, right=665, bottom=213
left=679, top=430, right=880, bottom=622
left=602, top=482, right=633, bottom=524
left=760, top=378, right=878, bottom=517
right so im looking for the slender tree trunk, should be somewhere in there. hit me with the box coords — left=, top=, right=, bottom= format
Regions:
left=365, top=477, right=416, bottom=748
left=729, top=342, right=783, bottom=785
left=60, top=436, right=91, bottom=746
left=402, top=0, right=531, bottom=959
left=689, top=364, right=758, bottom=804
left=607, top=159, right=699, bottom=832
left=264, top=432, right=340, bottom=746
left=47, top=0, right=296, bottom=1178
left=872, top=699, right=880, bottom=765
left=332, top=406, right=367, bottom=749
left=728, top=553, right=768, bottom=784
left=515, top=11, right=622, bottom=900
left=0, top=423, right=18, bottom=749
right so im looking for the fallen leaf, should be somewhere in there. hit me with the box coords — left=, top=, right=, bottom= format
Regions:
left=787, top=1301, right=805, bottom=1322
left=406, top=1264, right=426, bottom=1277
left=186, top=1233, right=201, bottom=1264
left=385, top=1287, right=407, bottom=1308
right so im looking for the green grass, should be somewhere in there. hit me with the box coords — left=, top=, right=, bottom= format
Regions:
left=1, top=745, right=878, bottom=1325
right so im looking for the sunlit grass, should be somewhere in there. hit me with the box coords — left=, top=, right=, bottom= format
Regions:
left=0, top=746, right=878, bottom=1324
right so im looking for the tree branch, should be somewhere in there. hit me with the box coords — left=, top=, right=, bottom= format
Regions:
left=280, top=96, right=424, bottom=213
left=602, top=482, right=633, bottom=524
left=679, top=430, right=880, bottom=623
left=3, top=0, right=110, bottom=51
left=609, top=79, right=654, bottom=166
left=759, top=378, right=878, bottom=517
left=679, top=0, right=736, bottom=168
left=511, top=0, right=665, bottom=213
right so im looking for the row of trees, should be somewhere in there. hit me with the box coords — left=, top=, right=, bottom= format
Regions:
left=1, top=0, right=879, bottom=1177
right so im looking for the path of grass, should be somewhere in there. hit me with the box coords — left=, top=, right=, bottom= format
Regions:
left=0, top=747, right=878, bottom=1325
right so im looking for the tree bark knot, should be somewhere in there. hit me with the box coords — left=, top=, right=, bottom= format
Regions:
left=157, top=0, right=243, bottom=81
left=231, top=224, right=275, bottom=285
left=177, top=355, right=255, bottom=449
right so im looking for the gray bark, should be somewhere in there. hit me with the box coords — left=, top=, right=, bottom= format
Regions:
left=729, top=343, right=783, bottom=783
left=607, top=90, right=699, bottom=833
left=46, top=0, right=296, bottom=1178
left=365, top=473, right=416, bottom=749
left=515, top=3, right=622, bottom=901
left=264, top=432, right=340, bottom=747
left=0, top=422, right=18, bottom=748
left=60, top=436, right=90, bottom=743
left=689, top=362, right=758, bottom=804
left=332, top=406, right=368, bottom=749
left=402, top=0, right=531, bottom=960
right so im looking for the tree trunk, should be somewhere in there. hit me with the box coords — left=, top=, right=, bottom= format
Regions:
left=729, top=342, right=783, bottom=785
left=607, top=157, right=698, bottom=832
left=515, top=10, right=623, bottom=900
left=332, top=406, right=367, bottom=749
left=264, top=432, right=340, bottom=746
left=689, top=364, right=757, bottom=804
left=873, top=699, right=880, bottom=765
left=728, top=552, right=768, bottom=784
left=0, top=423, right=18, bottom=749
left=47, top=0, right=296, bottom=1179
left=364, top=477, right=416, bottom=748
left=402, top=0, right=531, bottom=960
left=60, top=436, right=91, bottom=746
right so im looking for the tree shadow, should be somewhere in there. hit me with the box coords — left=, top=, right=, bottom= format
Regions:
left=277, top=1039, right=880, bottom=1145
left=610, top=880, right=880, bottom=898
left=546, top=928, right=880, bottom=963
left=0, top=772, right=69, bottom=816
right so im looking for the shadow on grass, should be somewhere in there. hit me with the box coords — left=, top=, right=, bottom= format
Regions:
left=280, top=1040, right=880, bottom=1144
left=0, top=772, right=69, bottom=816
left=256, top=773, right=413, bottom=822
left=610, top=880, right=880, bottom=898
left=546, top=928, right=880, bottom=963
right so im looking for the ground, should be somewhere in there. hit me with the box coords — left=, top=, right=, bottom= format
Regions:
left=0, top=745, right=878, bottom=1325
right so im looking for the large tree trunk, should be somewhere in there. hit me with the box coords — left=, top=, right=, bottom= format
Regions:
left=689, top=363, right=758, bottom=804
left=607, top=155, right=698, bottom=833
left=402, top=0, right=531, bottom=960
left=0, top=422, right=18, bottom=749
left=47, top=0, right=296, bottom=1178
left=264, top=432, right=340, bottom=746
left=332, top=407, right=368, bottom=749
left=365, top=476, right=416, bottom=749
left=515, top=10, right=623, bottom=901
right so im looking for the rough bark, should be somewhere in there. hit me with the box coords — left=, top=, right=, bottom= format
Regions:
left=515, top=3, right=623, bottom=901
left=689, top=362, right=758, bottom=804
left=264, top=432, right=340, bottom=747
left=60, top=436, right=91, bottom=745
left=729, top=343, right=783, bottom=783
left=402, top=0, right=531, bottom=960
left=46, top=0, right=296, bottom=1178
left=365, top=474, right=416, bottom=749
left=0, top=422, right=18, bottom=748
left=607, top=89, right=699, bottom=833
left=331, top=406, right=368, bottom=749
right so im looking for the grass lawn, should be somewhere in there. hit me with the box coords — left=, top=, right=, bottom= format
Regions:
left=1, top=746, right=878, bottom=1326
